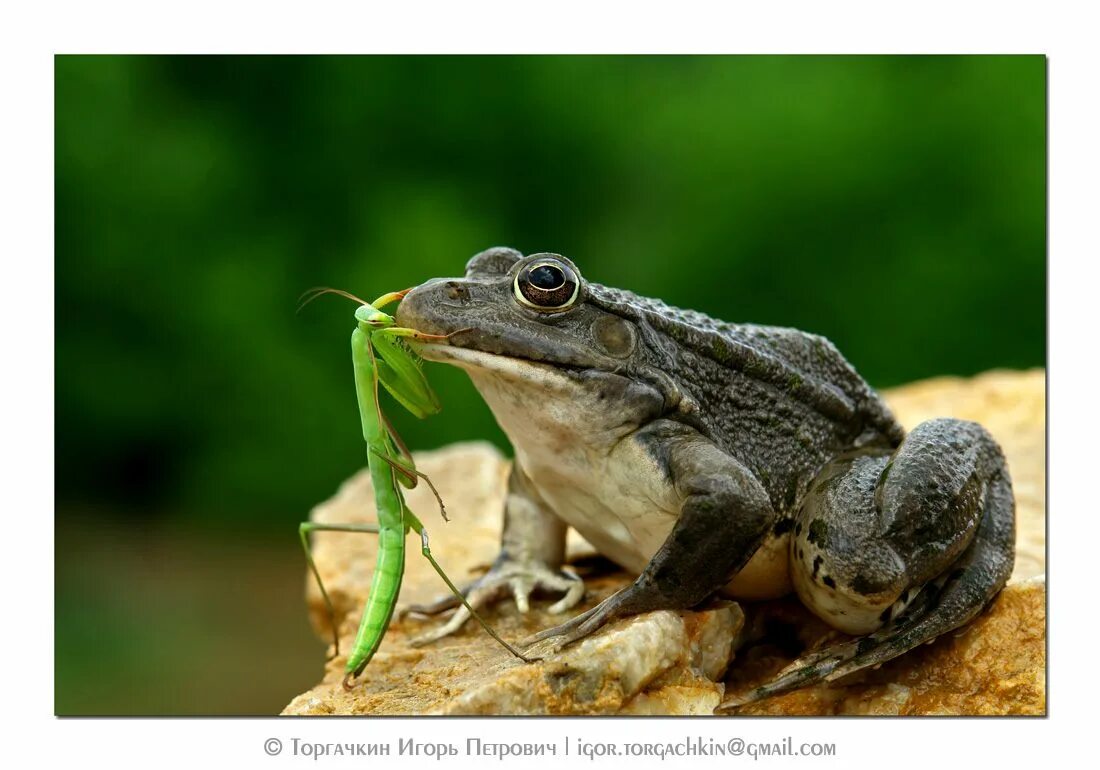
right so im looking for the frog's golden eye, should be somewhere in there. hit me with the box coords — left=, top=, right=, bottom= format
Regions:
left=514, top=259, right=580, bottom=311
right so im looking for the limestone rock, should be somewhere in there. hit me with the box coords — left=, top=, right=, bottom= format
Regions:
left=283, top=368, right=1045, bottom=715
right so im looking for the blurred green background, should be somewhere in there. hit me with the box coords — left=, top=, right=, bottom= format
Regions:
left=55, top=55, right=1045, bottom=715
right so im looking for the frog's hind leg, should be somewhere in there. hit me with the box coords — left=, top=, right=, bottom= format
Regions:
left=722, top=418, right=1015, bottom=708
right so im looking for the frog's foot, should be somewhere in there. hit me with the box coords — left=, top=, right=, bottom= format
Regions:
left=721, top=418, right=1015, bottom=709
left=516, top=596, right=616, bottom=658
left=518, top=569, right=698, bottom=658
left=406, top=558, right=585, bottom=647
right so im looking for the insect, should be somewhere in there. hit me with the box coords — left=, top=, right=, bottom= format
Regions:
left=297, top=288, right=528, bottom=689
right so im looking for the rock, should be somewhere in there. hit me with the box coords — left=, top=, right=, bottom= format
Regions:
left=282, top=368, right=1045, bottom=715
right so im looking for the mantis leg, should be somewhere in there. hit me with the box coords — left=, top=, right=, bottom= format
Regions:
left=300, top=517, right=529, bottom=663
left=298, top=521, right=381, bottom=657
left=373, top=449, right=448, bottom=521
left=370, top=289, right=410, bottom=310
left=371, top=410, right=420, bottom=488
left=377, top=325, right=462, bottom=344
left=405, top=511, right=530, bottom=663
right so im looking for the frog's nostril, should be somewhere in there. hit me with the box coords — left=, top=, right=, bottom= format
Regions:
left=444, top=281, right=470, bottom=301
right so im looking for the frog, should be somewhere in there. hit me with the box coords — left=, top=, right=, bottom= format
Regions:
left=393, top=247, right=1016, bottom=705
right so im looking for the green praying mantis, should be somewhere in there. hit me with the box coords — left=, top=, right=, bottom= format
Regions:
left=297, top=288, right=528, bottom=689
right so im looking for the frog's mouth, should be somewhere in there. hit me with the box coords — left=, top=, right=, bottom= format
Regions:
left=412, top=342, right=582, bottom=391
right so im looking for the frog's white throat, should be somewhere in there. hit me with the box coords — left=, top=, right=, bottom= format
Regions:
left=414, top=343, right=676, bottom=574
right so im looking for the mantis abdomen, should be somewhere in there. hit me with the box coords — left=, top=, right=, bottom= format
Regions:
left=345, top=505, right=405, bottom=676
left=344, top=327, right=408, bottom=677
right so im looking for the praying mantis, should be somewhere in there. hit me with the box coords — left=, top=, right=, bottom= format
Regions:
left=297, top=288, right=528, bottom=689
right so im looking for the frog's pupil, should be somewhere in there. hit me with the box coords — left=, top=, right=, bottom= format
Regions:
left=529, top=265, right=564, bottom=290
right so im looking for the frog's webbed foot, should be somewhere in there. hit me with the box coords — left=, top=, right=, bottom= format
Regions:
left=721, top=418, right=1015, bottom=709
left=405, top=557, right=585, bottom=647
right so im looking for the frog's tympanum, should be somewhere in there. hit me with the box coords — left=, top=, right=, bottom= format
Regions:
left=395, top=248, right=1015, bottom=704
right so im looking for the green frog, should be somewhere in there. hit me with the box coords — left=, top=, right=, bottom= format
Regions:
left=394, top=247, right=1015, bottom=704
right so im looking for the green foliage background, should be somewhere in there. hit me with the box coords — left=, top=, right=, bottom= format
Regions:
left=55, top=55, right=1045, bottom=714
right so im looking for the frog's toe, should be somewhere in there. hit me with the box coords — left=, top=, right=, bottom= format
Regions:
left=511, top=579, right=532, bottom=614
left=518, top=582, right=646, bottom=653
left=517, top=627, right=583, bottom=661
left=408, top=582, right=509, bottom=646
left=409, top=618, right=463, bottom=647
left=400, top=583, right=474, bottom=618
left=516, top=637, right=564, bottom=661
left=507, top=564, right=584, bottom=615
left=518, top=603, right=604, bottom=651
left=546, top=569, right=585, bottom=614
left=407, top=559, right=588, bottom=645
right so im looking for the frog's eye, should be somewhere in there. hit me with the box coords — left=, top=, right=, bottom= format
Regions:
left=513, top=259, right=580, bottom=311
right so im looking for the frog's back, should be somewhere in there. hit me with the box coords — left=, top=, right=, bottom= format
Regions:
left=588, top=283, right=904, bottom=512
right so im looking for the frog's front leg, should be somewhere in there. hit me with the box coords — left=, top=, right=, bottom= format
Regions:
left=520, top=420, right=777, bottom=657
left=723, top=418, right=1015, bottom=707
left=405, top=463, right=585, bottom=646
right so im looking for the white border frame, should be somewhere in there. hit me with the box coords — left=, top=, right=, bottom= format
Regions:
left=4, top=2, right=1095, bottom=767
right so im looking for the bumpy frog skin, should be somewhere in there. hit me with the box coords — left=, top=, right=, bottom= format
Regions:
left=395, top=247, right=1015, bottom=705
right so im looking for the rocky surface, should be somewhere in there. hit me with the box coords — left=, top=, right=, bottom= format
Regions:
left=283, top=369, right=1045, bottom=716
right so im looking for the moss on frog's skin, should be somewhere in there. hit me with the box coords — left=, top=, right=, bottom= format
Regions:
left=806, top=519, right=829, bottom=548
left=742, top=357, right=769, bottom=378
left=787, top=373, right=804, bottom=391
left=709, top=337, right=732, bottom=365
left=697, top=331, right=772, bottom=380
left=662, top=323, right=687, bottom=344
